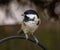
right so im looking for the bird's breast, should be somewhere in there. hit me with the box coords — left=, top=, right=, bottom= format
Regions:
left=24, top=21, right=38, bottom=33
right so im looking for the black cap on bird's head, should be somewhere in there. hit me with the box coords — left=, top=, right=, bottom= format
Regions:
left=22, top=10, right=40, bottom=23
left=23, top=10, right=39, bottom=18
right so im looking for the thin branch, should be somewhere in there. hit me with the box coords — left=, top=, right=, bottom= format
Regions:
left=0, top=36, right=47, bottom=50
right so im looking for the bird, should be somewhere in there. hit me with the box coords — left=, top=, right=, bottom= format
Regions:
left=17, top=10, right=41, bottom=44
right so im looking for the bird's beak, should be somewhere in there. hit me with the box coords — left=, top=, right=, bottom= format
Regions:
left=21, top=14, right=25, bottom=16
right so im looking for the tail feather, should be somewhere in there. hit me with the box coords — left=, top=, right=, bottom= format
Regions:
left=17, top=30, right=24, bottom=34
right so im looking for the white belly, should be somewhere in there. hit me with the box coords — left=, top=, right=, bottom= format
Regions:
left=23, top=21, right=38, bottom=33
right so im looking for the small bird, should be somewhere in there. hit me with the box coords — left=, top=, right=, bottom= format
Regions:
left=17, top=10, right=41, bottom=44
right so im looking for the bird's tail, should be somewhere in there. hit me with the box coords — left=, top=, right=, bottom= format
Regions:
left=17, top=29, right=24, bottom=35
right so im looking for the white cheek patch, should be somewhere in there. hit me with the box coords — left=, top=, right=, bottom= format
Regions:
left=26, top=14, right=40, bottom=25
left=26, top=14, right=37, bottom=19
left=26, top=14, right=40, bottom=23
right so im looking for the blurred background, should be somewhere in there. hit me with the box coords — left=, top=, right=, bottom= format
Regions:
left=0, top=0, right=60, bottom=50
